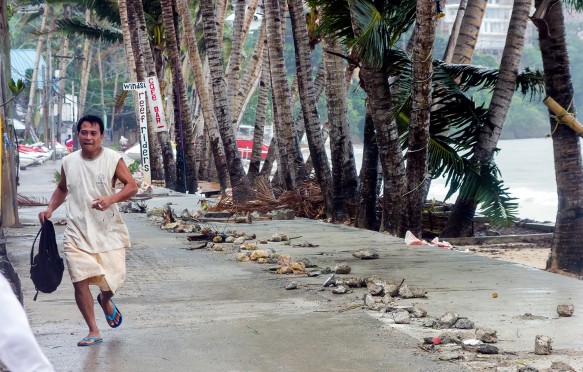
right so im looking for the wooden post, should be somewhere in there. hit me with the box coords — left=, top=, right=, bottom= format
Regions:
left=543, top=96, right=583, bottom=137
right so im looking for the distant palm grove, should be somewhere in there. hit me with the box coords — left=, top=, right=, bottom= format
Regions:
left=1, top=0, right=583, bottom=276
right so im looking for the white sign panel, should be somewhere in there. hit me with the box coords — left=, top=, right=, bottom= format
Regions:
left=137, top=90, right=151, bottom=185
left=146, top=76, right=168, bottom=132
left=123, top=82, right=147, bottom=91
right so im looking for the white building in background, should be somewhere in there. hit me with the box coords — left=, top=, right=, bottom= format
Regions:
left=442, top=0, right=535, bottom=56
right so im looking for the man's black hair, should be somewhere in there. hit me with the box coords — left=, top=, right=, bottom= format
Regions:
left=76, top=115, right=104, bottom=135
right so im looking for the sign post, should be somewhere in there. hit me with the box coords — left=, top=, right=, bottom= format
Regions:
left=146, top=76, right=168, bottom=132
left=123, top=82, right=151, bottom=185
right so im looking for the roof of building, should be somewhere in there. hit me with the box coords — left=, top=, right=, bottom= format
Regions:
left=10, top=49, right=46, bottom=90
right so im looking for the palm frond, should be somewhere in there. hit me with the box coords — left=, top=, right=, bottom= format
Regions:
left=561, top=0, right=583, bottom=11
left=53, top=18, right=122, bottom=44
left=457, top=160, right=518, bottom=226
left=45, top=0, right=121, bottom=24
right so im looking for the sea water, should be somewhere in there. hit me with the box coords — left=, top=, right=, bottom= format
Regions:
left=350, top=137, right=560, bottom=222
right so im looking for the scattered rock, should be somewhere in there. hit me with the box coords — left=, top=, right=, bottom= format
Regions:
left=334, top=263, right=352, bottom=274
left=384, top=281, right=402, bottom=297
left=476, top=344, right=498, bottom=354
left=398, top=284, right=426, bottom=299
left=225, top=236, right=235, bottom=243
left=285, top=282, right=298, bottom=290
left=438, top=353, right=462, bottom=361
left=367, top=281, right=385, bottom=296
left=476, top=328, right=498, bottom=343
left=438, top=311, right=459, bottom=329
left=249, top=250, right=270, bottom=261
left=345, top=277, right=366, bottom=288
left=454, top=318, right=474, bottom=329
left=352, top=248, right=380, bottom=260
left=259, top=238, right=269, bottom=244
left=391, top=310, right=411, bottom=324
left=332, top=286, right=348, bottom=295
left=250, top=211, right=261, bottom=220
left=364, top=294, right=376, bottom=308
left=213, top=235, right=223, bottom=243
left=236, top=253, right=250, bottom=262
left=422, top=319, right=437, bottom=328
left=162, top=222, right=179, bottom=230
left=411, top=307, right=427, bottom=318
left=518, top=366, right=539, bottom=372
left=557, top=304, right=575, bottom=317
left=306, top=271, right=321, bottom=277
left=323, top=274, right=337, bottom=287
left=180, top=209, right=191, bottom=220
left=276, top=266, right=294, bottom=274
left=241, top=243, right=258, bottom=250
left=298, top=258, right=317, bottom=268
left=147, top=207, right=165, bottom=217
left=382, top=294, right=394, bottom=305
left=271, top=209, right=295, bottom=220
left=549, top=361, right=576, bottom=371
left=534, top=335, right=552, bottom=355
left=290, top=262, right=306, bottom=274
left=438, top=331, right=461, bottom=345
left=233, top=236, right=246, bottom=245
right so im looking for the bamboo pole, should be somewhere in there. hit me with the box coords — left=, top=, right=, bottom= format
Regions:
left=543, top=96, right=583, bottom=137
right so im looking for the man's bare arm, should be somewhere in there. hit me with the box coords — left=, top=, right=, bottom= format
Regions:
left=39, top=166, right=68, bottom=224
left=92, top=159, right=138, bottom=210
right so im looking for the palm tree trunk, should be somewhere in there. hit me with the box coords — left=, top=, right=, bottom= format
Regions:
left=452, top=0, right=487, bottom=64
left=161, top=0, right=198, bottom=193
left=403, top=0, right=436, bottom=237
left=322, top=37, right=357, bottom=221
left=534, top=0, right=583, bottom=276
left=443, top=0, right=530, bottom=238
left=359, top=65, right=406, bottom=235
left=248, top=45, right=270, bottom=184
left=443, top=0, right=468, bottom=63
left=177, top=0, right=228, bottom=191
left=132, top=0, right=176, bottom=189
left=288, top=0, right=335, bottom=218
left=24, top=4, right=49, bottom=141
left=264, top=0, right=305, bottom=188
left=226, top=0, right=246, bottom=115
left=78, top=9, right=92, bottom=116
left=355, top=104, right=380, bottom=230
left=200, top=0, right=255, bottom=202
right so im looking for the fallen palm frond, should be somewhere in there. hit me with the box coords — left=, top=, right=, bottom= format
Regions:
left=17, top=194, right=49, bottom=207
left=208, top=179, right=325, bottom=219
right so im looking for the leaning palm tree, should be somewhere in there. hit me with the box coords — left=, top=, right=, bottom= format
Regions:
left=534, top=0, right=583, bottom=276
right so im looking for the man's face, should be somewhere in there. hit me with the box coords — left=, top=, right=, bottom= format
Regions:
left=78, top=121, right=103, bottom=152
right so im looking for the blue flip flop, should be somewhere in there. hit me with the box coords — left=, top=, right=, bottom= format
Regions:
left=77, top=337, right=103, bottom=347
left=97, top=293, right=123, bottom=328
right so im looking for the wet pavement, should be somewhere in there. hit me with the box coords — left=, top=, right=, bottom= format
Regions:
left=4, top=158, right=583, bottom=371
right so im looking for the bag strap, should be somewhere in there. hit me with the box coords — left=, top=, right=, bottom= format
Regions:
left=30, top=223, right=44, bottom=266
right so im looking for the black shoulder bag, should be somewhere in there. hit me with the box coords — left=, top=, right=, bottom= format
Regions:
left=30, top=220, right=65, bottom=301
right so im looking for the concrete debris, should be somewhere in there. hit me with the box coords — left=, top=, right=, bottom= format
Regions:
left=462, top=339, right=480, bottom=347
left=250, top=211, right=261, bottom=220
left=366, top=276, right=386, bottom=295
left=352, top=248, right=380, bottom=260
left=453, top=318, right=474, bottom=329
left=476, top=328, right=498, bottom=343
left=344, top=277, right=366, bottom=288
left=234, top=236, right=246, bottom=245
left=334, top=263, right=351, bottom=274
left=240, top=243, right=258, bottom=250
left=422, top=319, right=437, bottom=328
left=391, top=310, right=411, bottom=324
left=332, top=285, right=348, bottom=295
left=270, top=209, right=295, bottom=220
left=438, top=312, right=459, bottom=329
left=411, top=307, right=427, bottom=318
left=437, top=352, right=461, bottom=361
left=397, top=284, right=426, bottom=299
left=381, top=294, right=394, bottom=305
left=549, top=361, right=576, bottom=371
left=384, top=281, right=402, bottom=297
left=146, top=207, right=165, bottom=217
left=323, top=274, right=337, bottom=287
left=285, top=282, right=298, bottom=290
left=249, top=250, right=270, bottom=261
left=236, top=253, right=250, bottom=262
left=476, top=344, right=498, bottom=354
left=534, top=335, right=552, bottom=355
left=364, top=294, right=376, bottom=308
left=270, top=233, right=289, bottom=242
left=557, top=304, right=575, bottom=317
left=306, top=271, right=320, bottom=277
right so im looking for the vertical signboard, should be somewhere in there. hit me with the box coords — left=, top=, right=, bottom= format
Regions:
left=123, top=82, right=151, bottom=184
left=146, top=76, right=168, bottom=132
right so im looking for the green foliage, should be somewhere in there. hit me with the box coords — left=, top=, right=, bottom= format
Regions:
left=53, top=18, right=122, bottom=43
left=52, top=169, right=61, bottom=184
left=128, top=161, right=140, bottom=174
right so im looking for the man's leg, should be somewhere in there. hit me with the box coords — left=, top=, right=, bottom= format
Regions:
left=98, top=290, right=121, bottom=327
left=73, top=279, right=100, bottom=339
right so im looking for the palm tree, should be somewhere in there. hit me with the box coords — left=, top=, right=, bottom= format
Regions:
left=1, top=0, right=19, bottom=227
left=442, top=0, right=532, bottom=237
left=177, top=0, right=229, bottom=191
left=451, top=0, right=487, bottom=64
left=534, top=0, right=583, bottom=276
left=200, top=0, right=255, bottom=202
left=161, top=0, right=198, bottom=193
left=402, top=0, right=436, bottom=237
left=287, top=0, right=335, bottom=218
left=322, top=36, right=358, bottom=221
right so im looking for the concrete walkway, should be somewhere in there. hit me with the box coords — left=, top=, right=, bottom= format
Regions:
left=4, top=159, right=583, bottom=371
